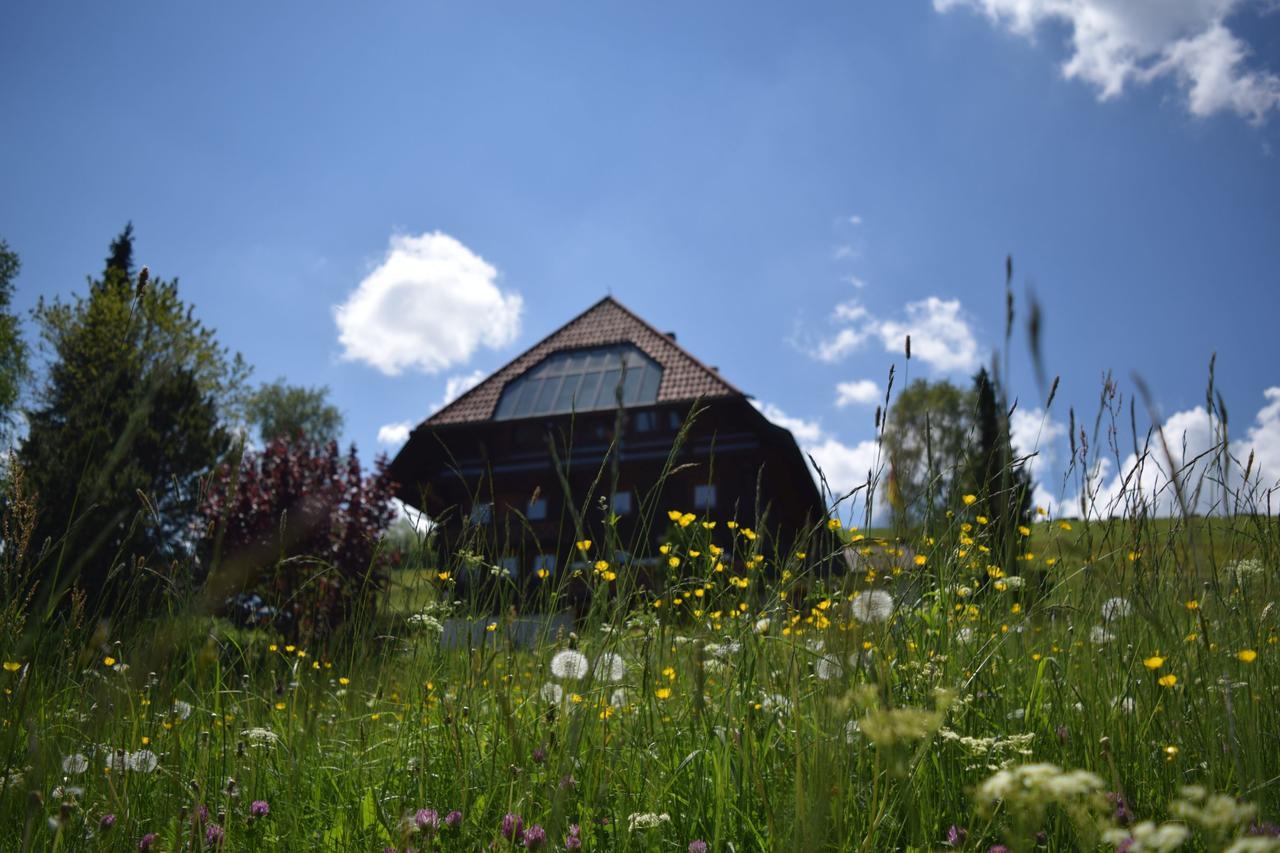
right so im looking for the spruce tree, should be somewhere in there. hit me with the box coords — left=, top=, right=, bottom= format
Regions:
left=967, top=367, right=1032, bottom=569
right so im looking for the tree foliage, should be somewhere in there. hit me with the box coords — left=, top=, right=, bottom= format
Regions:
left=195, top=439, right=398, bottom=642
left=963, top=367, right=1033, bottom=560
left=0, top=239, right=30, bottom=438
left=18, top=225, right=249, bottom=612
left=246, top=378, right=344, bottom=445
left=883, top=378, right=974, bottom=526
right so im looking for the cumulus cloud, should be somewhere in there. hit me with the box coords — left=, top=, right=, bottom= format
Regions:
left=1054, top=386, right=1280, bottom=518
left=935, top=0, right=1280, bottom=122
left=814, top=297, right=981, bottom=374
left=835, top=379, right=882, bottom=407
left=377, top=421, right=412, bottom=446
left=1009, top=406, right=1067, bottom=482
left=334, top=231, right=522, bottom=375
left=752, top=401, right=888, bottom=523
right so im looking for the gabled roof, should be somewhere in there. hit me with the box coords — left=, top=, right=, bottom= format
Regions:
left=424, top=296, right=743, bottom=426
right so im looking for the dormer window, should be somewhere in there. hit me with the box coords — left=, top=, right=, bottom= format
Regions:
left=493, top=345, right=663, bottom=420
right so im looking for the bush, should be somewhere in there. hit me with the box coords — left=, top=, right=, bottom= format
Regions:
left=196, top=438, right=398, bottom=642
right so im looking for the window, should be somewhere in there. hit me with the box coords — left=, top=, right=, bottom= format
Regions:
left=498, top=556, right=520, bottom=578
left=493, top=345, right=663, bottom=420
left=693, top=484, right=717, bottom=510
left=526, top=497, right=548, bottom=521
left=612, top=490, right=633, bottom=515
left=634, top=411, right=658, bottom=432
left=469, top=502, right=493, bottom=524
left=533, top=554, right=557, bottom=576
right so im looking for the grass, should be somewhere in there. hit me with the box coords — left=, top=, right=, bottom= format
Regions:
left=2, top=392, right=1278, bottom=851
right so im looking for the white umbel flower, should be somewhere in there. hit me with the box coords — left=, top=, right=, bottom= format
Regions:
left=550, top=650, right=590, bottom=680
left=850, top=590, right=894, bottom=624
left=627, top=812, right=671, bottom=832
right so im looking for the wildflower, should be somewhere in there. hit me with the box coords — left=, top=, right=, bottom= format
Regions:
left=2, top=662, right=20, bottom=672
left=575, top=539, right=591, bottom=552
left=445, top=810, right=463, bottom=829
left=962, top=494, right=977, bottom=505
left=976, top=515, right=989, bottom=525
left=815, top=655, right=844, bottom=681
left=206, top=824, right=226, bottom=847
left=550, top=650, right=589, bottom=680
left=591, top=650, right=627, bottom=676
left=241, top=727, right=280, bottom=745
left=1089, top=626, right=1115, bottom=645
left=138, top=833, right=159, bottom=851
left=945, top=825, right=967, bottom=846
left=1158, top=674, right=1178, bottom=687
left=1102, top=597, right=1133, bottom=622
left=827, top=518, right=841, bottom=530
left=689, top=842, right=709, bottom=853
left=100, top=813, right=117, bottom=831
left=1238, top=649, right=1258, bottom=663
left=655, top=687, right=672, bottom=700
left=628, top=812, right=671, bottom=832
left=1165, top=745, right=1179, bottom=761
left=1186, top=599, right=1199, bottom=610
left=1143, top=655, right=1165, bottom=670
left=502, top=813, right=524, bottom=842
left=850, top=590, right=894, bottom=624
left=524, top=824, right=548, bottom=849
left=539, top=682, right=564, bottom=704
left=62, top=753, right=89, bottom=774
left=913, top=554, right=928, bottom=566
left=415, top=808, right=439, bottom=833
left=610, top=688, right=629, bottom=709
left=566, top=824, right=583, bottom=850
left=103, top=656, right=117, bottom=667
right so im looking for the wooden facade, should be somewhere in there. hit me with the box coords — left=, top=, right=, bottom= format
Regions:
left=388, top=297, right=825, bottom=596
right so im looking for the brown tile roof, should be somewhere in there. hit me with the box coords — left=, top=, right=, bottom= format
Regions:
left=425, top=296, right=743, bottom=426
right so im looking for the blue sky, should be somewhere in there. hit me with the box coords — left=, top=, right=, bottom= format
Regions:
left=3, top=1, right=1279, bottom=517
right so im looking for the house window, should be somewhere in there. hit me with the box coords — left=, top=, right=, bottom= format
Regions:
left=527, top=497, right=548, bottom=521
left=498, top=556, right=520, bottom=578
left=493, top=344, right=664, bottom=419
left=469, top=502, right=493, bottom=524
left=634, top=411, right=658, bottom=432
left=533, top=554, right=556, bottom=576
left=693, top=484, right=717, bottom=510
left=612, top=490, right=633, bottom=515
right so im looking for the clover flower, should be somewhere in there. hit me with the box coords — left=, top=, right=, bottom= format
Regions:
left=689, top=841, right=709, bottom=853
left=100, top=813, right=116, bottom=831
left=205, top=824, right=225, bottom=847
left=250, top=800, right=270, bottom=819
left=138, top=833, right=158, bottom=851
left=523, top=824, right=547, bottom=849
left=445, top=810, right=463, bottom=829
left=502, top=812, right=524, bottom=842
left=565, top=824, right=582, bottom=850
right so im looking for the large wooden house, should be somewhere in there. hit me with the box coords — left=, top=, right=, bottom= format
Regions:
left=388, top=297, right=825, bottom=592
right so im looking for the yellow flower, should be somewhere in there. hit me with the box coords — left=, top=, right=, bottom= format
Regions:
left=485, top=622, right=497, bottom=632
left=655, top=687, right=672, bottom=700
left=268, top=644, right=278, bottom=652
left=1185, top=599, right=1199, bottom=610
left=678, top=513, right=696, bottom=528
left=2, top=662, right=20, bottom=672
left=601, top=570, right=617, bottom=581
left=274, top=702, right=286, bottom=711
left=662, top=666, right=676, bottom=681
left=594, top=560, right=609, bottom=572
left=338, top=677, right=350, bottom=686
left=976, top=515, right=989, bottom=525
left=659, top=543, right=670, bottom=554
left=913, top=554, right=927, bottom=566
left=437, top=571, right=451, bottom=582
left=1018, top=525, right=1031, bottom=537
left=962, top=494, right=977, bottom=506
left=795, top=551, right=806, bottom=560
left=575, top=539, right=592, bottom=552
left=103, top=656, right=117, bottom=667
left=1058, top=521, right=1072, bottom=531
left=742, top=528, right=757, bottom=541
left=1238, top=649, right=1258, bottom=663
left=536, top=568, right=550, bottom=580
left=1158, top=674, right=1178, bottom=687
left=701, top=521, right=716, bottom=530
left=668, top=557, right=681, bottom=569
left=1143, top=655, right=1165, bottom=670
left=827, top=518, right=842, bottom=530
left=1164, top=745, right=1179, bottom=760
left=285, top=645, right=296, bottom=653
left=667, top=510, right=683, bottom=522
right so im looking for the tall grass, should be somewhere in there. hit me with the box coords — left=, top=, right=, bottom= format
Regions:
left=1, top=365, right=1277, bottom=852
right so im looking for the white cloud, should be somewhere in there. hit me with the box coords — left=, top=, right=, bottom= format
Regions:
left=752, top=400, right=888, bottom=523
left=835, top=379, right=882, bottom=408
left=936, top=0, right=1280, bottom=122
left=1009, top=406, right=1067, bottom=481
left=833, top=245, right=858, bottom=260
left=334, top=231, right=523, bottom=375
left=847, top=214, right=863, bottom=226
left=845, top=274, right=868, bottom=289
left=377, top=421, right=412, bottom=446
left=1054, top=386, right=1280, bottom=518
left=815, top=297, right=981, bottom=374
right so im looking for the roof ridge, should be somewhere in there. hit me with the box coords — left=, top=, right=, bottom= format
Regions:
left=422, top=295, right=742, bottom=427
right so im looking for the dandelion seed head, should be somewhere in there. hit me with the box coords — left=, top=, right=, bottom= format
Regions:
left=550, top=650, right=590, bottom=680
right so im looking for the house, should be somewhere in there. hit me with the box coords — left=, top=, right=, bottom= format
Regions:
left=388, top=296, right=825, bottom=597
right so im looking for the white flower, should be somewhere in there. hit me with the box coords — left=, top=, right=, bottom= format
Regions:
left=1002, top=575, right=1025, bottom=590
left=241, top=727, right=280, bottom=745
left=845, top=719, right=861, bottom=744
left=705, top=641, right=742, bottom=659
left=60, top=754, right=88, bottom=775
left=627, top=812, right=671, bottom=832
left=593, top=652, right=627, bottom=683
left=1089, top=625, right=1116, bottom=645
left=539, top=682, right=565, bottom=704
left=172, top=700, right=193, bottom=721
left=760, top=693, right=792, bottom=715
left=126, top=749, right=158, bottom=773
left=550, top=650, right=589, bottom=680
left=955, top=627, right=974, bottom=644
left=1101, top=597, right=1132, bottom=622
left=814, top=655, right=844, bottom=681
left=850, top=590, right=894, bottom=624
left=753, top=617, right=771, bottom=634
left=610, top=688, right=629, bottom=709
left=407, top=613, right=444, bottom=633
left=1113, top=696, right=1136, bottom=714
